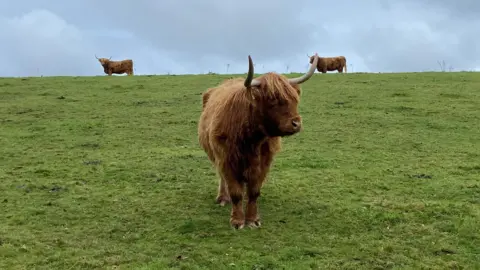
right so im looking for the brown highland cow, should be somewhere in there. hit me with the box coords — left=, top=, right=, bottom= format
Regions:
left=198, top=53, right=320, bottom=229
left=95, top=55, right=134, bottom=76
left=308, top=54, right=347, bottom=73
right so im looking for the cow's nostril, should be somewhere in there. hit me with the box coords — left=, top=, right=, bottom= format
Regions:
left=292, top=120, right=299, bottom=128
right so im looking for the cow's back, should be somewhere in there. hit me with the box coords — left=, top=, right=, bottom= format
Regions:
left=198, top=84, right=225, bottom=161
left=111, top=60, right=133, bottom=71
left=124, top=59, right=133, bottom=67
left=325, top=57, right=337, bottom=70
left=198, top=78, right=246, bottom=162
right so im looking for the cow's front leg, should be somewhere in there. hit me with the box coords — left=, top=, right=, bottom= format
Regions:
left=245, top=140, right=277, bottom=228
left=245, top=179, right=262, bottom=228
left=220, top=165, right=245, bottom=229
left=244, top=162, right=266, bottom=228
left=225, top=177, right=245, bottom=229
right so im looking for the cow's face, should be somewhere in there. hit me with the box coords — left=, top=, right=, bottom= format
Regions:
left=244, top=54, right=318, bottom=137
left=309, top=56, right=317, bottom=64
left=97, top=58, right=110, bottom=67
left=262, top=85, right=302, bottom=137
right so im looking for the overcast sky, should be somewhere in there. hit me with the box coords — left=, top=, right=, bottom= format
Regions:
left=1, top=0, right=479, bottom=77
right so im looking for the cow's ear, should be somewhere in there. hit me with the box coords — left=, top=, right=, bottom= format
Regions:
left=291, top=84, right=301, bottom=95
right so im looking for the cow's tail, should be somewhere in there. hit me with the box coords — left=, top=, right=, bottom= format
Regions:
left=344, top=58, right=347, bottom=73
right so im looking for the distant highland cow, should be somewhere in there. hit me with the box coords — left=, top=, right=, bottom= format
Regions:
left=308, top=54, right=347, bottom=73
left=95, top=55, right=134, bottom=76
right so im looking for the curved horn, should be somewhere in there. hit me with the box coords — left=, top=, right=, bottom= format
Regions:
left=108, top=56, right=112, bottom=60
left=244, top=55, right=261, bottom=88
left=307, top=54, right=311, bottom=58
left=95, top=54, right=99, bottom=59
left=288, top=53, right=319, bottom=85
left=244, top=55, right=254, bottom=87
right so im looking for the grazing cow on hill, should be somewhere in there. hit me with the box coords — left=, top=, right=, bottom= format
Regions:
left=95, top=55, right=134, bottom=76
left=308, top=54, right=347, bottom=73
left=198, top=53, right=320, bottom=229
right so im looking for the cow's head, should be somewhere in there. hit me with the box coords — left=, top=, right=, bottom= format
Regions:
left=307, top=54, right=320, bottom=65
left=244, top=53, right=319, bottom=137
left=95, top=55, right=112, bottom=67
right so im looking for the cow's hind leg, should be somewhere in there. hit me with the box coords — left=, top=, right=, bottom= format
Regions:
left=204, top=146, right=230, bottom=206
left=199, top=136, right=229, bottom=205
left=216, top=176, right=230, bottom=206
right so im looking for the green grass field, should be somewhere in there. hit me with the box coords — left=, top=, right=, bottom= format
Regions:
left=1, top=72, right=479, bottom=269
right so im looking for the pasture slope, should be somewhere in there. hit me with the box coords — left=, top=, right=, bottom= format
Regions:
left=0, top=72, right=479, bottom=269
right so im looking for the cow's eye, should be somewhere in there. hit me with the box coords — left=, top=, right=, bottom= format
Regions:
left=278, top=100, right=287, bottom=106
left=270, top=99, right=280, bottom=106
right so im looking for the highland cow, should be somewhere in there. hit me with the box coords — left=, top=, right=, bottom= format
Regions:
left=308, top=54, right=347, bottom=73
left=198, top=53, right=320, bottom=229
left=95, top=55, right=134, bottom=76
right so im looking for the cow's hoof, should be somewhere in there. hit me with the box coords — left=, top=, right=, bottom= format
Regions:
left=215, top=195, right=231, bottom=206
left=246, top=219, right=261, bottom=228
left=230, top=219, right=245, bottom=230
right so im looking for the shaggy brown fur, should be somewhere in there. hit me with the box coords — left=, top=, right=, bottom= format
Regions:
left=198, top=54, right=319, bottom=229
left=309, top=54, right=347, bottom=73
left=95, top=55, right=134, bottom=76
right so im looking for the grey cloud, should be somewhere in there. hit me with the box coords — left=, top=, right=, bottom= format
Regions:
left=1, top=0, right=480, bottom=77
left=88, top=0, right=321, bottom=73
left=345, top=1, right=480, bottom=72
left=410, top=0, right=480, bottom=20
left=0, top=9, right=98, bottom=76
